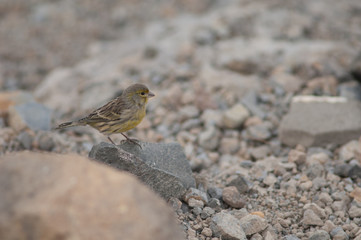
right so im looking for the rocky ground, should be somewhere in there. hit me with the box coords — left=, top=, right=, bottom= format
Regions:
left=1, top=0, right=361, bottom=239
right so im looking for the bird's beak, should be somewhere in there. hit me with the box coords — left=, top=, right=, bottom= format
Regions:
left=148, top=91, right=155, bottom=98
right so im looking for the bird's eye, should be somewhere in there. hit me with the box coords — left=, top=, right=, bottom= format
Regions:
left=140, top=92, right=145, bottom=96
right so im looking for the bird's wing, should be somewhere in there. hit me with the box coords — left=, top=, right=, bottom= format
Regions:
left=80, top=98, right=123, bottom=123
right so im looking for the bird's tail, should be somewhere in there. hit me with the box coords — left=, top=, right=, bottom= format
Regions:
left=55, top=121, right=80, bottom=130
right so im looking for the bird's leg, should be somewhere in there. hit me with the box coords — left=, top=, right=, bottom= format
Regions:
left=121, top=133, right=142, bottom=149
left=107, top=136, right=116, bottom=145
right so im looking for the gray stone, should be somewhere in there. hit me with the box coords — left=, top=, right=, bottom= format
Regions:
left=302, top=209, right=323, bottom=226
left=17, top=131, right=33, bottom=149
left=208, top=198, right=222, bottom=210
left=280, top=96, right=361, bottom=147
left=211, top=212, right=247, bottom=240
left=308, top=230, right=330, bottom=240
left=339, top=82, right=361, bottom=101
left=334, top=164, right=361, bottom=178
left=222, top=103, right=250, bottom=129
left=249, top=145, right=271, bottom=160
left=208, top=187, right=223, bottom=200
left=246, top=124, right=272, bottom=141
left=283, top=235, right=300, bottom=240
left=201, top=207, right=215, bottom=219
left=35, top=132, right=55, bottom=151
left=89, top=142, right=196, bottom=200
left=330, top=227, right=349, bottom=240
left=227, top=175, right=251, bottom=194
left=349, top=204, right=361, bottom=218
left=198, top=126, right=220, bottom=150
left=241, top=91, right=266, bottom=119
left=8, top=102, right=52, bottom=131
left=239, top=214, right=268, bottom=236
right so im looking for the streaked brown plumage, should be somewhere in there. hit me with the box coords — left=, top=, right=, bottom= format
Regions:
left=56, top=83, right=155, bottom=146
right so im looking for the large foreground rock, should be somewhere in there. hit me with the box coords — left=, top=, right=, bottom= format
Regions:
left=280, top=96, right=361, bottom=147
left=0, top=152, right=184, bottom=240
left=89, top=141, right=196, bottom=200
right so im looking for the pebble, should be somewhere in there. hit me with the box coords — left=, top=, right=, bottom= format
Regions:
left=288, top=149, right=306, bottom=165
left=211, top=212, right=247, bottom=240
left=201, top=207, right=215, bottom=219
left=8, top=102, right=52, bottom=131
left=188, top=198, right=205, bottom=208
left=249, top=145, right=270, bottom=160
left=283, top=235, right=300, bottom=240
left=246, top=123, right=271, bottom=140
left=184, top=188, right=209, bottom=205
left=338, top=140, right=359, bottom=161
left=36, top=132, right=55, bottom=151
left=226, top=175, right=250, bottom=194
left=207, top=198, right=222, bottom=210
left=222, top=186, right=246, bottom=209
left=330, top=227, right=349, bottom=240
left=198, top=126, right=220, bottom=150
left=219, top=137, right=240, bottom=154
left=207, top=187, right=223, bottom=200
left=239, top=214, right=268, bottom=236
left=302, top=209, right=323, bottom=226
left=17, top=131, right=33, bottom=149
left=201, top=227, right=213, bottom=237
left=222, top=103, right=250, bottom=129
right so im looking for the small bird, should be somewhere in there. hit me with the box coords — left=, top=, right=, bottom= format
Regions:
left=56, top=83, right=155, bottom=147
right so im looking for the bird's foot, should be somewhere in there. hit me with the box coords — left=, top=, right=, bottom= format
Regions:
left=120, top=138, right=142, bottom=149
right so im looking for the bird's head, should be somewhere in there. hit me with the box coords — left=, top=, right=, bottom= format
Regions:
left=124, top=83, right=155, bottom=106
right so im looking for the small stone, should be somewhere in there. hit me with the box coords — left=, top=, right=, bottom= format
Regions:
left=36, top=132, right=55, bottom=151
left=249, top=145, right=270, bottom=160
left=330, top=227, right=349, bottom=240
left=307, top=152, right=330, bottom=165
left=349, top=203, right=361, bottom=218
left=201, top=207, right=215, bottom=219
left=288, top=149, right=306, bottom=165
left=246, top=124, right=271, bottom=141
left=283, top=235, right=300, bottom=240
left=304, top=203, right=326, bottom=219
left=226, top=175, right=250, bottom=194
left=219, top=137, right=240, bottom=154
left=222, top=186, right=246, bottom=209
left=319, top=192, right=333, bottom=205
left=179, top=105, right=200, bottom=120
left=339, top=140, right=360, bottom=161
left=263, top=174, right=277, bottom=186
left=188, top=198, right=204, bottom=208
left=8, top=102, right=52, bottom=131
left=17, top=131, right=33, bottom=149
left=184, top=188, right=209, bottom=205
left=350, top=187, right=361, bottom=202
left=198, top=126, right=220, bottom=150
left=303, top=209, right=323, bottom=226
left=208, top=187, right=223, bottom=200
left=201, top=109, right=222, bottom=127
left=201, top=227, right=213, bottom=237
left=222, top=103, right=250, bottom=129
left=208, top=198, right=222, bottom=210
left=211, top=212, right=247, bottom=240
left=239, top=214, right=268, bottom=236
left=250, top=233, right=263, bottom=240
left=192, top=207, right=203, bottom=216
